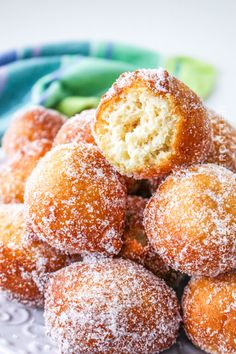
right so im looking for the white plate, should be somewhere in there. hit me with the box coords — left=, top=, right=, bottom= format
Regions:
left=0, top=292, right=57, bottom=354
left=0, top=148, right=205, bottom=354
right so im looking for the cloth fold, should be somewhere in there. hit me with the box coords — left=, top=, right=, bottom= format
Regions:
left=0, top=41, right=216, bottom=137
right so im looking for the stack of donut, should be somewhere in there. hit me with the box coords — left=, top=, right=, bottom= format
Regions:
left=0, top=68, right=235, bottom=354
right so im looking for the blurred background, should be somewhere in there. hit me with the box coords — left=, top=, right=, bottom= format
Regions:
left=0, top=0, right=235, bottom=125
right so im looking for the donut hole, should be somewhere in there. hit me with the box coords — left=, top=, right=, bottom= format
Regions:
left=98, top=87, right=180, bottom=175
left=0, top=204, right=68, bottom=307
left=144, top=164, right=236, bottom=277
left=183, top=274, right=236, bottom=353
left=45, top=258, right=181, bottom=353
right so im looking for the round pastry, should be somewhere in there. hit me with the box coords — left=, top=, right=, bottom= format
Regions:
left=144, top=163, right=236, bottom=277
left=25, top=142, right=127, bottom=256
left=45, top=257, right=181, bottom=354
left=2, top=106, right=65, bottom=156
left=183, top=273, right=236, bottom=354
left=206, top=109, right=236, bottom=173
left=0, top=139, right=52, bottom=204
left=54, top=109, right=96, bottom=146
left=0, top=204, right=69, bottom=307
left=120, top=196, right=178, bottom=285
left=94, top=68, right=212, bottom=179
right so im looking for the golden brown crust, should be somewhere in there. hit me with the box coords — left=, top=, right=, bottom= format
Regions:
left=45, top=258, right=181, bottom=353
left=183, top=273, right=236, bottom=354
left=120, top=196, right=176, bottom=283
left=144, top=163, right=236, bottom=277
left=206, top=110, right=236, bottom=172
left=0, top=139, right=52, bottom=204
left=0, top=204, right=69, bottom=307
left=94, top=69, right=212, bottom=179
left=25, top=143, right=127, bottom=256
left=54, top=109, right=96, bottom=146
left=2, top=106, right=65, bottom=156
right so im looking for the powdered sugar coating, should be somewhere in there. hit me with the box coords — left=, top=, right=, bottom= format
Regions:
left=0, top=204, right=69, bottom=307
left=45, top=257, right=181, bottom=354
left=25, top=142, right=127, bottom=256
left=183, top=273, right=236, bottom=354
left=206, top=110, right=236, bottom=173
left=101, top=68, right=206, bottom=115
left=144, top=163, right=236, bottom=277
left=119, top=196, right=182, bottom=286
left=103, top=68, right=170, bottom=100
left=54, top=109, right=96, bottom=146
left=2, top=106, right=65, bottom=156
left=0, top=139, right=52, bottom=204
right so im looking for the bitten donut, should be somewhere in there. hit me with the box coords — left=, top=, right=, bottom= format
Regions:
left=94, top=68, right=212, bottom=179
left=2, top=106, right=65, bottom=156
left=0, top=139, right=52, bottom=203
left=144, top=164, right=236, bottom=277
left=45, top=257, right=181, bottom=354
left=25, top=142, right=127, bottom=256
left=206, top=110, right=236, bottom=172
left=120, top=196, right=179, bottom=285
left=183, top=273, right=236, bottom=354
left=0, top=204, right=68, bottom=307
left=54, top=109, right=96, bottom=146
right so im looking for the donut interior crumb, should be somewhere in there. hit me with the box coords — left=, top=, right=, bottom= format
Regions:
left=97, top=87, right=179, bottom=174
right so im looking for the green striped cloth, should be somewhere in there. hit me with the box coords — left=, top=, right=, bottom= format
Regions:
left=0, top=41, right=216, bottom=137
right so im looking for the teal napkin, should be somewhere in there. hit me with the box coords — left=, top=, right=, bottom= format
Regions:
left=0, top=41, right=216, bottom=137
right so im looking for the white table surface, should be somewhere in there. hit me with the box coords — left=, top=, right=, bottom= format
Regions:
left=0, top=0, right=235, bottom=126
